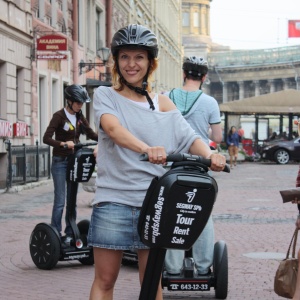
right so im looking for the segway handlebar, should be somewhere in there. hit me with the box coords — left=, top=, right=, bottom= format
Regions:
left=74, top=142, right=98, bottom=150
left=140, top=153, right=230, bottom=173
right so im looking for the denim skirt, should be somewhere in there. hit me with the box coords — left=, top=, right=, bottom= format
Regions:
left=87, top=202, right=148, bottom=250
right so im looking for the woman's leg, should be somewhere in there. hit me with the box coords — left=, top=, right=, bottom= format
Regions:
left=138, top=249, right=163, bottom=300
left=292, top=249, right=300, bottom=300
left=228, top=147, right=233, bottom=168
left=51, top=158, right=68, bottom=235
left=234, top=146, right=238, bottom=166
left=89, top=248, right=123, bottom=300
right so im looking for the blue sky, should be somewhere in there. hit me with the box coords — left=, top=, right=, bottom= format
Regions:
left=210, top=0, right=300, bottom=49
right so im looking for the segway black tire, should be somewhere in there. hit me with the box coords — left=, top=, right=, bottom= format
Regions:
left=213, top=240, right=228, bottom=299
left=29, top=223, right=61, bottom=270
left=77, top=220, right=94, bottom=265
left=122, top=250, right=138, bottom=266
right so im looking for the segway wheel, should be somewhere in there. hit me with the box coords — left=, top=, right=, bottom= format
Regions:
left=29, top=223, right=61, bottom=270
left=122, top=250, right=138, bottom=266
left=213, top=240, right=228, bottom=299
left=77, top=220, right=94, bottom=265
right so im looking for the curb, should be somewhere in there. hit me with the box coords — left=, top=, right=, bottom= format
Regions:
left=2, top=179, right=52, bottom=194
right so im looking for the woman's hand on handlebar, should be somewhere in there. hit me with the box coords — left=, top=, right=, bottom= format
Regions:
left=209, top=153, right=226, bottom=172
left=65, top=141, right=75, bottom=149
left=143, top=146, right=166, bottom=165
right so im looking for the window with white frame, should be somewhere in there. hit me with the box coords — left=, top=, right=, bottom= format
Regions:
left=182, top=12, right=189, bottom=27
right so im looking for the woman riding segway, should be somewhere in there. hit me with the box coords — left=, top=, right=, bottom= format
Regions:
left=88, top=24, right=227, bottom=300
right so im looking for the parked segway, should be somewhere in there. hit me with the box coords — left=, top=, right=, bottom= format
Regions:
left=29, top=142, right=97, bottom=270
left=137, top=153, right=230, bottom=300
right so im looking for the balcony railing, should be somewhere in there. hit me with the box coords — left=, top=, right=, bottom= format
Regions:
left=5, top=140, right=51, bottom=189
left=208, top=45, right=300, bottom=68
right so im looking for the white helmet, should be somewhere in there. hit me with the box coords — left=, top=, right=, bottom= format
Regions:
left=182, top=56, right=208, bottom=76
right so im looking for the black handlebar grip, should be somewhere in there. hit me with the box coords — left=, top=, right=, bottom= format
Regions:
left=139, top=153, right=230, bottom=173
left=74, top=142, right=98, bottom=149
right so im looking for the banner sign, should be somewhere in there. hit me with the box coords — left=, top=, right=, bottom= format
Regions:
left=13, top=122, right=29, bottom=137
left=288, top=20, right=300, bottom=38
left=0, top=120, right=13, bottom=137
left=37, top=35, right=68, bottom=51
left=37, top=54, right=68, bottom=60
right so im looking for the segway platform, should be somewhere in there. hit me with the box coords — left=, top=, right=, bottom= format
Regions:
left=163, top=272, right=212, bottom=291
left=162, top=239, right=228, bottom=299
left=29, top=143, right=97, bottom=270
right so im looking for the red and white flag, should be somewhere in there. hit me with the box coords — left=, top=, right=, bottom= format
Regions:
left=288, top=20, right=300, bottom=38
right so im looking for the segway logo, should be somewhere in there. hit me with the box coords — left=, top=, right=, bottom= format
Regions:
left=71, top=158, right=78, bottom=181
left=186, top=189, right=197, bottom=203
left=151, top=186, right=165, bottom=243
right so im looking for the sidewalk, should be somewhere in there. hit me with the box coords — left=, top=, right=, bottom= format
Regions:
left=0, top=161, right=298, bottom=299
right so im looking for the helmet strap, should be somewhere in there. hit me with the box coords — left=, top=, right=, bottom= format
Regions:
left=123, top=80, right=155, bottom=111
left=67, top=100, right=82, bottom=116
left=118, top=65, right=155, bottom=110
left=67, top=100, right=75, bottom=113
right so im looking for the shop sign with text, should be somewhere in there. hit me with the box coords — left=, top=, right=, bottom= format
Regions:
left=37, top=54, right=68, bottom=60
left=13, top=122, right=29, bottom=137
left=37, top=34, right=68, bottom=51
left=0, top=120, right=13, bottom=137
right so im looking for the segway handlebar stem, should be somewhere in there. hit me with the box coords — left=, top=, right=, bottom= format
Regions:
left=139, top=153, right=230, bottom=173
left=74, top=142, right=98, bottom=150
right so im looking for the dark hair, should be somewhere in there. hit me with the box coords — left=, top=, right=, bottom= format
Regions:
left=228, top=126, right=236, bottom=135
left=182, top=56, right=208, bottom=80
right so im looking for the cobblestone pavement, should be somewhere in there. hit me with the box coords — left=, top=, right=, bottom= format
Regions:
left=0, top=161, right=298, bottom=299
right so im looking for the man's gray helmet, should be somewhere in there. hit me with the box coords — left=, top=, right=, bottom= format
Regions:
left=182, top=56, right=208, bottom=76
left=111, top=24, right=158, bottom=58
left=64, top=85, right=91, bottom=103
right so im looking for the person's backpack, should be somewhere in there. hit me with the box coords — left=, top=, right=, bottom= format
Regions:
left=138, top=161, right=218, bottom=250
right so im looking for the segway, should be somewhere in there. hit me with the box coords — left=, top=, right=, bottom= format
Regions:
left=161, top=240, right=228, bottom=299
left=137, top=153, right=230, bottom=300
left=29, top=142, right=97, bottom=270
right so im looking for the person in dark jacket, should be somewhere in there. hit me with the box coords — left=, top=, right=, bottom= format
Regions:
left=43, top=84, right=98, bottom=245
left=226, top=126, right=239, bottom=169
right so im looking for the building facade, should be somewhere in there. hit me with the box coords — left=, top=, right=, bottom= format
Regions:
left=112, top=0, right=183, bottom=92
left=0, top=0, right=33, bottom=187
left=1, top=0, right=299, bottom=188
left=182, top=0, right=300, bottom=138
left=182, top=0, right=300, bottom=105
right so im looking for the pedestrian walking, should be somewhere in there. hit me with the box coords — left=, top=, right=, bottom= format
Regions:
left=238, top=125, right=244, bottom=142
left=226, top=126, right=239, bottom=169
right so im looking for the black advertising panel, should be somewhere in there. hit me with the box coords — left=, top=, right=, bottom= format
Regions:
left=138, top=165, right=218, bottom=250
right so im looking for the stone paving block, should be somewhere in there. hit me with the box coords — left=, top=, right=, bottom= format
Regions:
left=0, top=162, right=298, bottom=299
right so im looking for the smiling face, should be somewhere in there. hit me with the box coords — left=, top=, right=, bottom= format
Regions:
left=117, top=48, right=150, bottom=87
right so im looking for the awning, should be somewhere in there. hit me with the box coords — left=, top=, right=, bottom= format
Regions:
left=219, top=89, right=300, bottom=114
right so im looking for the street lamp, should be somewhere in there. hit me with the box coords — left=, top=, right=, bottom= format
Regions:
left=79, top=47, right=110, bottom=75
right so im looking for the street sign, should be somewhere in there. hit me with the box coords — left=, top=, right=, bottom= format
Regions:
left=37, top=34, right=68, bottom=51
left=37, top=54, right=68, bottom=60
